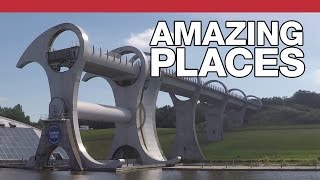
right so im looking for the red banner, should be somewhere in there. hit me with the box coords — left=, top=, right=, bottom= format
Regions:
left=0, top=0, right=319, bottom=12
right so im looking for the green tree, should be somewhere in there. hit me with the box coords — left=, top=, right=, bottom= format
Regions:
left=0, top=104, right=33, bottom=126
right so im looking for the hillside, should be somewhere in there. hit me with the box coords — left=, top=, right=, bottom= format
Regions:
left=155, top=90, right=320, bottom=128
left=245, top=90, right=320, bottom=126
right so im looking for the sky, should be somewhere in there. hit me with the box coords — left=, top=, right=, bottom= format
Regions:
left=0, top=13, right=320, bottom=121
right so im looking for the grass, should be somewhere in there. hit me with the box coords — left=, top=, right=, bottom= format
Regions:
left=198, top=129, right=320, bottom=161
left=80, top=129, right=115, bottom=160
left=80, top=124, right=320, bottom=164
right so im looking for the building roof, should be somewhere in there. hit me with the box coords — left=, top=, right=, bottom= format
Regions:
left=0, top=116, right=41, bottom=136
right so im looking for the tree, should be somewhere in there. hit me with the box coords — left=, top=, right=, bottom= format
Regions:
left=0, top=104, right=34, bottom=127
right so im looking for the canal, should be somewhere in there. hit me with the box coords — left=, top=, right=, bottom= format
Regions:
left=1, top=168, right=320, bottom=180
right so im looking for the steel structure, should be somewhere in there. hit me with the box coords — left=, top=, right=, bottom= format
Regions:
left=17, top=23, right=262, bottom=170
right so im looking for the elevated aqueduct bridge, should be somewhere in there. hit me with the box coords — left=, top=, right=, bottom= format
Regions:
left=17, top=23, right=262, bottom=171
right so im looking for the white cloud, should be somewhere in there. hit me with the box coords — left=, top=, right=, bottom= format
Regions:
left=124, top=28, right=176, bottom=51
left=125, top=28, right=155, bottom=51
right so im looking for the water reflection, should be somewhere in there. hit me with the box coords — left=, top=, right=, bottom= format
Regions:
left=1, top=168, right=320, bottom=180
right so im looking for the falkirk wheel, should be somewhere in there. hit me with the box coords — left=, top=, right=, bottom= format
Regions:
left=17, top=23, right=262, bottom=170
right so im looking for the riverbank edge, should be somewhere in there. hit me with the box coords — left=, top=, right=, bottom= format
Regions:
left=2, top=164, right=320, bottom=172
left=162, top=165, right=320, bottom=171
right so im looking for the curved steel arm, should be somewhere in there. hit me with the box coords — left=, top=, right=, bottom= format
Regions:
left=129, top=52, right=150, bottom=63
left=203, top=80, right=228, bottom=95
left=228, top=88, right=248, bottom=102
left=246, top=95, right=262, bottom=109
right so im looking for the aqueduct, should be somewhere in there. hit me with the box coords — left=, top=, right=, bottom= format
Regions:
left=17, top=23, right=262, bottom=171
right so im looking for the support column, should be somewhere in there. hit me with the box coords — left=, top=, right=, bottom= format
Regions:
left=17, top=23, right=122, bottom=171
left=27, top=119, right=81, bottom=169
left=201, top=80, right=228, bottom=142
left=202, top=101, right=227, bottom=141
left=226, top=105, right=247, bottom=129
left=225, top=88, right=248, bottom=129
left=169, top=83, right=204, bottom=161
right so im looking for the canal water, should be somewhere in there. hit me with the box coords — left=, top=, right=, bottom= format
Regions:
left=1, top=168, right=320, bottom=180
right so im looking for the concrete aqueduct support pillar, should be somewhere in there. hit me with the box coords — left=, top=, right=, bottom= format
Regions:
left=83, top=51, right=180, bottom=166
left=225, top=89, right=248, bottom=129
left=16, top=23, right=123, bottom=171
left=225, top=106, right=247, bottom=129
left=201, top=80, right=229, bottom=142
left=169, top=79, right=204, bottom=161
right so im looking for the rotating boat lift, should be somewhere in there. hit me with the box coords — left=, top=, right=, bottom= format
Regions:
left=17, top=23, right=262, bottom=171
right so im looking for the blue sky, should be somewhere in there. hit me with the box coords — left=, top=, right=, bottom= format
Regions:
left=0, top=13, right=319, bottom=121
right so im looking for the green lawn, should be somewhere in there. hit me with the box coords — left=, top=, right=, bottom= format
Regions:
left=198, top=129, right=320, bottom=161
left=81, top=125, right=320, bottom=163
left=80, top=129, right=115, bottom=160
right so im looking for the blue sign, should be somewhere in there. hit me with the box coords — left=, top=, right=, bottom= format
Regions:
left=48, top=125, right=61, bottom=144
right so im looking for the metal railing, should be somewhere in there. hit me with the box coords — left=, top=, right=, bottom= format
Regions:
left=162, top=69, right=258, bottom=106
left=39, top=113, right=70, bottom=121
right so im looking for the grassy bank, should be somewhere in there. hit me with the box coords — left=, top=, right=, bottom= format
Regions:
left=81, top=125, right=320, bottom=163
